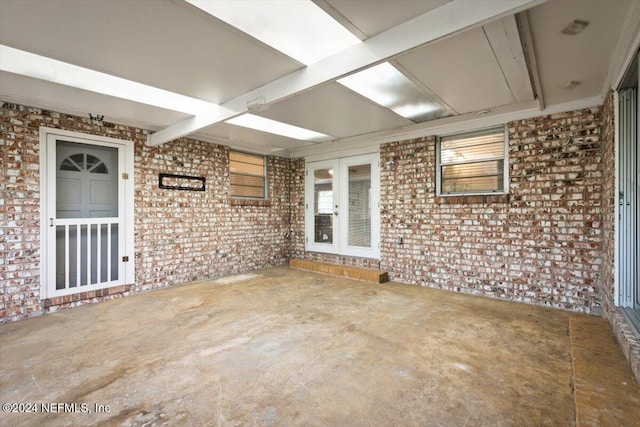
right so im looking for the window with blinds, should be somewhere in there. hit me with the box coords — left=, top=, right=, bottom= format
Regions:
left=229, top=151, right=267, bottom=199
left=436, top=127, right=507, bottom=195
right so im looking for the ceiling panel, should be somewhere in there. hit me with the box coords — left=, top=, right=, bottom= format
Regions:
left=320, top=0, right=450, bottom=38
left=0, top=71, right=188, bottom=129
left=527, top=0, right=632, bottom=106
left=396, top=27, right=516, bottom=114
left=0, top=0, right=635, bottom=154
left=199, top=123, right=317, bottom=153
left=0, top=0, right=301, bottom=104
left=259, top=83, right=413, bottom=139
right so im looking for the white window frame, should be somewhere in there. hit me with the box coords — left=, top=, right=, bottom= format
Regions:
left=436, top=126, right=509, bottom=196
left=229, top=150, right=268, bottom=200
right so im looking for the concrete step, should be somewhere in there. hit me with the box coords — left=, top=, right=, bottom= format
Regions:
left=289, top=259, right=389, bottom=283
left=569, top=315, right=640, bottom=427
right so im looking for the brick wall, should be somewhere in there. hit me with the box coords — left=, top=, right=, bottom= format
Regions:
left=289, top=107, right=604, bottom=313
left=134, top=138, right=291, bottom=293
left=289, top=157, right=305, bottom=260
left=0, top=102, right=609, bottom=320
left=0, top=102, right=291, bottom=322
left=0, top=104, right=41, bottom=321
left=3, top=100, right=637, bottom=379
left=601, top=91, right=616, bottom=315
left=331, top=107, right=600, bottom=314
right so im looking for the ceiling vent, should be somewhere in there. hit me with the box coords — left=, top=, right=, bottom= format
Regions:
left=562, top=80, right=581, bottom=89
left=561, top=19, right=589, bottom=36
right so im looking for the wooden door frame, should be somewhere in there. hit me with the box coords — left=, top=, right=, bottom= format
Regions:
left=39, top=127, right=135, bottom=299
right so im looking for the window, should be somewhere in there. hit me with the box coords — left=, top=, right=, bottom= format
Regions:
left=229, top=151, right=267, bottom=199
left=60, top=153, right=108, bottom=174
left=436, top=127, right=508, bottom=195
left=316, top=190, right=333, bottom=214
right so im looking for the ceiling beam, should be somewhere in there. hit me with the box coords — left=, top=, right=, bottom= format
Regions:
left=515, top=11, right=544, bottom=108
left=148, top=0, right=547, bottom=147
left=482, top=15, right=535, bottom=103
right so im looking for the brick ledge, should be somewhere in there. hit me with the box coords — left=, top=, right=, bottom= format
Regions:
left=608, top=307, right=640, bottom=385
left=230, top=198, right=271, bottom=207
left=43, top=285, right=131, bottom=307
left=435, top=194, right=510, bottom=205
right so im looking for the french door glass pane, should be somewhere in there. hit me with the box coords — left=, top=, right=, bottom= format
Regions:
left=348, top=164, right=371, bottom=247
left=314, top=169, right=333, bottom=244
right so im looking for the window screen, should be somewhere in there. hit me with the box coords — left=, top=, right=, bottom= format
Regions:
left=437, top=127, right=507, bottom=195
left=229, top=151, right=266, bottom=199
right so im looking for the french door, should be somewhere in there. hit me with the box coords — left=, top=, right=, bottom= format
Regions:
left=41, top=128, right=134, bottom=298
left=305, top=153, right=380, bottom=258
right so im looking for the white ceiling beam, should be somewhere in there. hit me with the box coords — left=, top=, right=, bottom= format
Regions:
left=148, top=0, right=547, bottom=147
left=515, top=11, right=544, bottom=108
left=483, top=15, right=535, bottom=103
left=0, top=45, right=216, bottom=116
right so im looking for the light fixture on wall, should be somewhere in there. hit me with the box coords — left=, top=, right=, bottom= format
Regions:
left=385, top=159, right=396, bottom=170
left=89, top=113, right=104, bottom=121
left=247, top=97, right=270, bottom=113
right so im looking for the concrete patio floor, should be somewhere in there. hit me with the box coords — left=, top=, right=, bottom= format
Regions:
left=1, top=266, right=638, bottom=426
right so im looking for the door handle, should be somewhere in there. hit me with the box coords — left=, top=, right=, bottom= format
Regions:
left=333, top=211, right=339, bottom=216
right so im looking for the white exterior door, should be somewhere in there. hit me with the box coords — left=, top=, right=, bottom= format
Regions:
left=305, top=154, right=380, bottom=258
left=41, top=128, right=134, bottom=298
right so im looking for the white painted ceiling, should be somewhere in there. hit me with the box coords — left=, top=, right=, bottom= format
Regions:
left=0, top=0, right=636, bottom=156
left=527, top=0, right=633, bottom=106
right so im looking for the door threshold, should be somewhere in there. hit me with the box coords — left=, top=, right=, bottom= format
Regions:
left=621, top=308, right=640, bottom=340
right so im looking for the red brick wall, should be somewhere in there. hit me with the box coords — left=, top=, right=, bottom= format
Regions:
left=377, top=107, right=604, bottom=314
left=0, top=102, right=291, bottom=322
left=0, top=104, right=41, bottom=321
left=289, top=157, right=305, bottom=260
left=289, top=107, right=604, bottom=313
left=134, top=137, right=291, bottom=292
left=0, top=101, right=614, bottom=318
left=601, top=91, right=616, bottom=315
